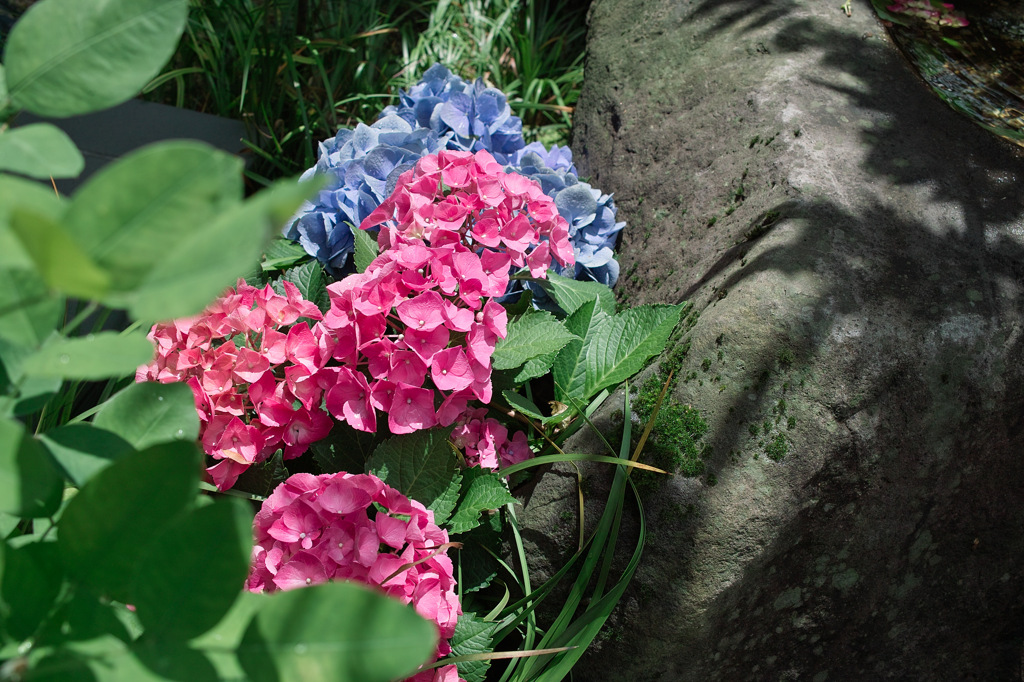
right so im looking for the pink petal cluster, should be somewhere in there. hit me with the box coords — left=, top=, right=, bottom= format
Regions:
left=451, top=408, right=532, bottom=470
left=248, top=472, right=463, bottom=682
left=137, top=281, right=332, bottom=490
left=364, top=149, right=575, bottom=275
left=887, top=0, right=968, bottom=26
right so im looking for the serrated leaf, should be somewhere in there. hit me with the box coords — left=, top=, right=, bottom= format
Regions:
left=284, top=260, right=327, bottom=312
left=367, top=428, right=461, bottom=526
left=551, top=299, right=608, bottom=402
left=4, top=0, right=189, bottom=117
left=92, top=381, right=199, bottom=451
left=491, top=310, right=578, bottom=371
left=512, top=349, right=558, bottom=383
left=261, top=237, right=309, bottom=271
left=0, top=123, right=84, bottom=179
left=311, top=422, right=383, bottom=476
left=502, top=390, right=544, bottom=421
left=352, top=223, right=378, bottom=273
left=21, top=330, right=153, bottom=380
left=535, top=271, right=615, bottom=316
left=585, top=304, right=684, bottom=397
left=447, top=468, right=514, bottom=534
left=450, top=613, right=497, bottom=682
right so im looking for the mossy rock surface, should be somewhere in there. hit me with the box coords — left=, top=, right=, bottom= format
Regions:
left=515, top=0, right=1024, bottom=679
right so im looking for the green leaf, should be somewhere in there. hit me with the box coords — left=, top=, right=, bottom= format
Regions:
left=491, top=310, right=579, bottom=371
left=352, top=223, right=379, bottom=273
left=501, top=390, right=544, bottom=421
left=260, top=237, right=308, bottom=271
left=34, top=635, right=219, bottom=681
left=239, top=582, right=438, bottom=682
left=311, top=422, right=383, bottom=476
left=0, top=175, right=65, bottom=271
left=1, top=541, right=64, bottom=640
left=512, top=349, right=558, bottom=384
left=535, top=272, right=616, bottom=316
left=447, top=467, right=514, bottom=534
left=284, top=259, right=327, bottom=311
left=551, top=299, right=608, bottom=402
left=58, top=441, right=201, bottom=602
left=9, top=209, right=111, bottom=299
left=4, top=0, right=189, bottom=117
left=132, top=497, right=252, bottom=640
left=0, top=124, right=84, bottom=179
left=21, top=330, right=153, bottom=381
left=39, top=423, right=134, bottom=487
left=450, top=613, right=497, bottom=682
left=367, top=428, right=462, bottom=526
left=92, top=381, right=198, bottom=451
left=0, top=418, right=62, bottom=518
left=0, top=267, right=62, bottom=348
left=0, top=338, right=62, bottom=417
left=584, top=304, right=683, bottom=397
left=64, top=141, right=242, bottom=298
left=127, top=175, right=314, bottom=321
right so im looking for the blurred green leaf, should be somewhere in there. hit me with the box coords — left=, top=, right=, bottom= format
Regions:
left=0, top=417, right=62, bottom=518
left=1, top=541, right=64, bottom=640
left=92, top=382, right=198, bottom=452
left=58, top=441, right=201, bottom=602
left=239, top=582, right=438, bottom=682
left=0, top=267, right=62, bottom=348
left=0, top=175, right=65, bottom=270
left=9, top=209, right=111, bottom=299
left=127, top=176, right=314, bottom=321
left=367, top=428, right=461, bottom=526
left=132, top=497, right=252, bottom=640
left=352, top=223, right=379, bottom=273
left=0, top=338, right=62, bottom=417
left=39, top=424, right=134, bottom=487
left=21, top=331, right=153, bottom=381
left=447, top=467, right=514, bottom=534
left=64, top=141, right=242, bottom=301
left=0, top=124, right=84, bottom=179
left=492, top=310, right=578, bottom=371
left=4, top=0, right=189, bottom=117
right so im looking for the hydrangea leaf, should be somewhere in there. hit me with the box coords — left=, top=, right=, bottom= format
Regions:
left=20, top=330, right=154, bottom=381
left=132, top=497, right=252, bottom=640
left=92, top=382, right=198, bottom=452
left=127, top=176, right=314, bottom=321
left=535, top=271, right=616, bottom=316
left=551, top=299, right=608, bottom=402
left=352, top=224, right=379, bottom=273
left=239, top=582, right=439, bottom=682
left=4, top=0, right=189, bottom=117
left=491, top=310, right=579, bottom=371
left=9, top=208, right=111, bottom=300
left=0, top=123, right=84, bottom=179
left=447, top=467, right=514, bottom=534
left=311, top=422, right=383, bottom=477
left=57, top=441, right=202, bottom=603
left=451, top=613, right=498, bottom=682
left=512, top=349, right=558, bottom=384
left=367, top=428, right=461, bottom=526
left=0, top=417, right=63, bottom=518
left=64, top=141, right=243, bottom=294
left=1, top=541, right=64, bottom=641
left=39, top=423, right=134, bottom=487
left=261, top=237, right=309, bottom=272
left=501, top=390, right=545, bottom=421
left=0, top=266, right=62, bottom=349
left=584, top=304, right=684, bottom=398
left=284, top=260, right=328, bottom=312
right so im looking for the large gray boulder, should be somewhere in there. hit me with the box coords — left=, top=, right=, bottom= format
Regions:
left=519, top=0, right=1024, bottom=679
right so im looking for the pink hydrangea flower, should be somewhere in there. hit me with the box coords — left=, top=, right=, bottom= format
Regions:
left=248, top=472, right=464, bottom=681
left=137, top=281, right=331, bottom=490
left=451, top=408, right=532, bottom=470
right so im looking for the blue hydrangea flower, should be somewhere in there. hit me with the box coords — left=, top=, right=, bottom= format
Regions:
left=380, top=63, right=525, bottom=161
left=508, top=149, right=624, bottom=287
left=284, top=115, right=448, bottom=272
left=507, top=141, right=577, bottom=176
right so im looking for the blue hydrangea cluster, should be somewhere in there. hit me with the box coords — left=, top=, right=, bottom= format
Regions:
left=285, top=115, right=448, bottom=272
left=284, top=64, right=625, bottom=288
left=380, top=63, right=525, bottom=161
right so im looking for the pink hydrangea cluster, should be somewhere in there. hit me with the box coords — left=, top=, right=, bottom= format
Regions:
left=137, top=281, right=333, bottom=490
left=247, top=472, right=463, bottom=682
left=363, top=149, right=575, bottom=276
left=451, top=408, right=531, bottom=469
left=887, top=0, right=968, bottom=26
